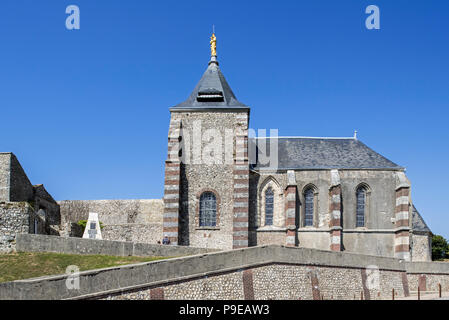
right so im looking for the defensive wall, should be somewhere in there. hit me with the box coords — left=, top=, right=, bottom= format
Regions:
left=58, top=199, right=164, bottom=244
left=1, top=234, right=449, bottom=300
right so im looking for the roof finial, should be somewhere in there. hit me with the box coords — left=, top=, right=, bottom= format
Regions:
left=210, top=29, right=217, bottom=57
left=354, top=130, right=358, bottom=140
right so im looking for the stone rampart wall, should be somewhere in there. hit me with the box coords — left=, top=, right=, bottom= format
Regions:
left=58, top=199, right=163, bottom=243
left=2, top=243, right=449, bottom=300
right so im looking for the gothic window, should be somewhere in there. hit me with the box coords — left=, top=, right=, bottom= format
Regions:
left=199, top=192, right=217, bottom=227
left=304, top=188, right=314, bottom=227
left=265, top=187, right=274, bottom=225
left=259, top=177, right=283, bottom=228
left=356, top=187, right=366, bottom=227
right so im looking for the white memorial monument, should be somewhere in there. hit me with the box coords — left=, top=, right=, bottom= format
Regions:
left=82, top=212, right=102, bottom=240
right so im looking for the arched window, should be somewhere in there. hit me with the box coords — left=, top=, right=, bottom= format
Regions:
left=356, top=187, right=366, bottom=227
left=265, top=187, right=274, bottom=225
left=199, top=192, right=217, bottom=227
left=304, top=188, right=314, bottom=227
left=258, top=177, right=283, bottom=228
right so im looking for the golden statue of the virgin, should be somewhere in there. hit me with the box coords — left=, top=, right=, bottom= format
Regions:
left=210, top=33, right=217, bottom=57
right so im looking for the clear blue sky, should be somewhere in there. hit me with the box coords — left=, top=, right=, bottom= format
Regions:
left=1, top=1, right=448, bottom=237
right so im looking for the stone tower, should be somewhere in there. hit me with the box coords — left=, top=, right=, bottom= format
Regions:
left=162, top=34, right=250, bottom=249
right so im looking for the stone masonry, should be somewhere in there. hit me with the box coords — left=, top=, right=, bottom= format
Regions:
left=329, top=169, right=342, bottom=251
left=0, top=202, right=33, bottom=253
left=233, top=112, right=250, bottom=249
left=395, top=172, right=411, bottom=260
left=58, top=199, right=163, bottom=243
left=162, top=115, right=182, bottom=245
left=0, top=153, right=60, bottom=251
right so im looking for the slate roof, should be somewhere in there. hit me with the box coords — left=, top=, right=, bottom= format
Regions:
left=171, top=57, right=248, bottom=110
left=412, top=205, right=431, bottom=233
left=250, top=137, right=403, bottom=170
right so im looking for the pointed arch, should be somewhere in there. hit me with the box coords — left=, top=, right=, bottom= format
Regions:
left=301, top=184, right=318, bottom=227
left=302, top=183, right=318, bottom=194
left=259, top=176, right=282, bottom=193
left=355, top=182, right=371, bottom=193
left=355, top=183, right=371, bottom=228
left=258, top=176, right=284, bottom=228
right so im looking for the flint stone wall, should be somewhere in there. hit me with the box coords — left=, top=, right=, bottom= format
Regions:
left=411, top=233, right=432, bottom=262
left=176, top=111, right=248, bottom=250
left=104, top=247, right=410, bottom=300
left=0, top=202, right=32, bottom=253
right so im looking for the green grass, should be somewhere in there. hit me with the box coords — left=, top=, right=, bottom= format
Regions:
left=0, top=252, right=168, bottom=283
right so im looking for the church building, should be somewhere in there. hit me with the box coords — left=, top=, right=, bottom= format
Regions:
left=162, top=33, right=432, bottom=261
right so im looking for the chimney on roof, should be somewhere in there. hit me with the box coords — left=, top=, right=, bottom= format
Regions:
left=354, top=130, right=358, bottom=140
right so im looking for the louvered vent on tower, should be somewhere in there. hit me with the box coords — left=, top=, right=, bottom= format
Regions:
left=197, top=88, right=224, bottom=102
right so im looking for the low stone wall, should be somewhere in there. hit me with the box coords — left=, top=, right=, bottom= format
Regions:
left=406, top=261, right=449, bottom=293
left=0, top=202, right=32, bottom=253
left=15, top=234, right=216, bottom=257
left=2, top=244, right=449, bottom=300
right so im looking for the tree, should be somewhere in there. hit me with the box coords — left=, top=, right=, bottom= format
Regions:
left=77, top=220, right=104, bottom=232
left=432, top=234, right=449, bottom=261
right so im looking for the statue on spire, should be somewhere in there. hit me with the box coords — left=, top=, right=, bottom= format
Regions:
left=210, top=33, right=217, bottom=57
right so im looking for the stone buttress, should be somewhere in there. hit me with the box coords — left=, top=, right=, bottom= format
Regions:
left=233, top=113, right=250, bottom=249
left=162, top=116, right=182, bottom=245
left=329, top=169, right=342, bottom=251
left=394, top=172, right=411, bottom=260
left=285, top=170, right=297, bottom=247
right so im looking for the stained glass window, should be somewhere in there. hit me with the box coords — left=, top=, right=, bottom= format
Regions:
left=265, top=187, right=274, bottom=225
left=199, top=192, right=217, bottom=227
left=304, top=188, right=314, bottom=227
left=356, top=187, right=366, bottom=227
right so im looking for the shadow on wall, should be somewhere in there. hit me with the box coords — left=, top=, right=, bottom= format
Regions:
left=179, top=163, right=190, bottom=246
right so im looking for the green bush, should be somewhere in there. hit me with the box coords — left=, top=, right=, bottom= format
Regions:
left=432, top=234, right=449, bottom=261
left=77, top=220, right=104, bottom=232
